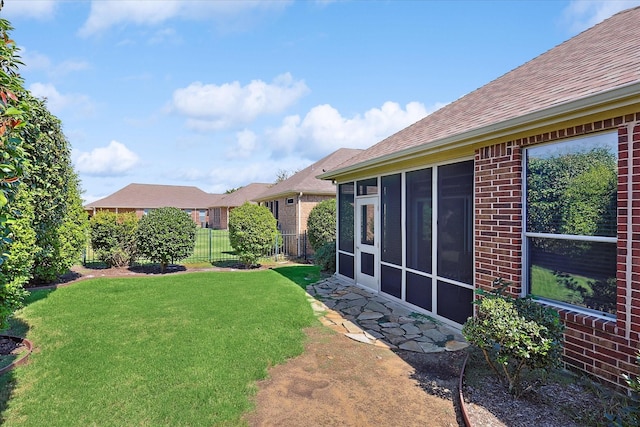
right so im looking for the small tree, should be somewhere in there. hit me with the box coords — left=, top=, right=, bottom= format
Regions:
left=462, top=278, right=564, bottom=396
left=90, top=211, right=138, bottom=267
left=307, top=199, right=336, bottom=251
left=136, top=207, right=196, bottom=273
left=229, top=202, right=278, bottom=268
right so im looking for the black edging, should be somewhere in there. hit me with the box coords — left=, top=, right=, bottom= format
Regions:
left=459, top=351, right=472, bottom=427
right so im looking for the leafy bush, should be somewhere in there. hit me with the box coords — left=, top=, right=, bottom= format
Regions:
left=229, top=203, right=278, bottom=268
left=307, top=199, right=336, bottom=251
left=313, top=240, right=336, bottom=273
left=136, top=207, right=196, bottom=272
left=90, top=211, right=138, bottom=267
left=1, top=185, right=35, bottom=288
left=462, top=278, right=565, bottom=396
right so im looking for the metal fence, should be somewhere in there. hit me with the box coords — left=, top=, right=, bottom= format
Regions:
left=83, top=229, right=307, bottom=267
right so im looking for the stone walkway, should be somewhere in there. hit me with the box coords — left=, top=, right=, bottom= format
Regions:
left=306, top=276, right=469, bottom=353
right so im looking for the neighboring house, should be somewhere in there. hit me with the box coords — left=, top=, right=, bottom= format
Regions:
left=254, top=148, right=362, bottom=256
left=320, top=7, right=640, bottom=390
left=209, top=183, right=272, bottom=230
left=84, top=183, right=218, bottom=227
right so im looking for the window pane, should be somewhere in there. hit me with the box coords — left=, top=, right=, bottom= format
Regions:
left=437, top=280, right=473, bottom=325
left=357, top=178, right=378, bottom=196
left=406, top=272, right=432, bottom=311
left=406, top=168, right=433, bottom=273
left=339, top=253, right=354, bottom=279
left=528, top=237, right=616, bottom=315
left=360, top=204, right=375, bottom=245
left=381, top=174, right=402, bottom=265
left=381, top=265, right=402, bottom=298
left=437, top=161, right=474, bottom=284
left=526, top=132, right=617, bottom=237
left=339, top=183, right=355, bottom=252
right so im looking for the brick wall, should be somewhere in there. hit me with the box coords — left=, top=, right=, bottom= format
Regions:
left=475, top=114, right=640, bottom=390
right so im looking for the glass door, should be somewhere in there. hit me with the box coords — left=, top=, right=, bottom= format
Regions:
left=356, top=196, right=379, bottom=291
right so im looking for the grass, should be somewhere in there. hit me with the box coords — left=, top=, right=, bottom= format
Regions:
left=0, top=267, right=320, bottom=426
left=530, top=264, right=592, bottom=304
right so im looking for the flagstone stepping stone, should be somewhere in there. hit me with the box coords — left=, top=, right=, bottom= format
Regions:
left=445, top=340, right=469, bottom=352
left=418, top=322, right=437, bottom=331
left=342, top=320, right=363, bottom=334
left=379, top=322, right=400, bottom=328
left=365, top=329, right=384, bottom=339
left=381, top=327, right=406, bottom=336
left=338, top=292, right=366, bottom=300
left=422, top=328, right=448, bottom=342
left=419, top=342, right=446, bottom=353
left=364, top=301, right=389, bottom=313
left=357, top=311, right=385, bottom=321
left=399, top=340, right=423, bottom=352
left=345, top=333, right=373, bottom=344
left=401, top=323, right=421, bottom=335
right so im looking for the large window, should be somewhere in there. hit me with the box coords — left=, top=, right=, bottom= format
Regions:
left=406, top=168, right=432, bottom=273
left=525, top=132, right=617, bottom=316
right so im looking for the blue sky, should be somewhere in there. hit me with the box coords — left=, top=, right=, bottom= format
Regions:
left=2, top=0, right=639, bottom=203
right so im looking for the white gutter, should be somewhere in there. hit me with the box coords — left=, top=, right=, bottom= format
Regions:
left=319, top=81, right=640, bottom=180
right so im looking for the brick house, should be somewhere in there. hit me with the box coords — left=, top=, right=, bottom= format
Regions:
left=208, top=183, right=271, bottom=230
left=320, top=7, right=640, bottom=389
left=84, top=183, right=218, bottom=227
left=253, top=148, right=362, bottom=257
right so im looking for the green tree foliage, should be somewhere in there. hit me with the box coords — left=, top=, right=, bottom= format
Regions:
left=313, top=241, right=336, bottom=273
left=90, top=211, right=138, bottom=267
left=136, top=207, right=196, bottom=272
left=527, top=147, right=616, bottom=236
left=0, top=16, right=30, bottom=328
left=462, top=279, right=564, bottom=396
left=1, top=184, right=35, bottom=288
left=307, top=199, right=336, bottom=251
left=21, top=93, right=88, bottom=282
left=229, top=202, right=278, bottom=268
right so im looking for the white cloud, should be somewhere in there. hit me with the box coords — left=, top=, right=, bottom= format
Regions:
left=74, top=141, right=140, bottom=176
left=227, top=130, right=259, bottom=159
left=171, top=73, right=309, bottom=130
left=29, top=82, right=95, bottom=116
left=1, top=0, right=57, bottom=20
left=20, top=48, right=90, bottom=78
left=562, top=0, right=640, bottom=33
left=79, top=0, right=292, bottom=37
left=268, top=101, right=441, bottom=158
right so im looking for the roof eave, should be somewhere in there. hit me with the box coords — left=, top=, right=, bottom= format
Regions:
left=319, top=81, right=640, bottom=180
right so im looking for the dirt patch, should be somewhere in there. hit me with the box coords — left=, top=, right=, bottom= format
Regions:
left=245, top=327, right=463, bottom=427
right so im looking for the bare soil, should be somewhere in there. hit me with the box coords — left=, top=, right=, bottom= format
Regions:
left=31, top=264, right=632, bottom=427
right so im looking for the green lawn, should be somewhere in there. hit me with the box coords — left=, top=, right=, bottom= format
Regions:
left=0, top=266, right=320, bottom=426
left=530, top=264, right=592, bottom=305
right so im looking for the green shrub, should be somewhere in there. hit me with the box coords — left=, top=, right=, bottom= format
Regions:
left=307, top=199, right=336, bottom=251
left=136, top=207, right=196, bottom=272
left=313, top=241, right=336, bottom=273
left=229, top=203, right=278, bottom=268
left=90, top=211, right=139, bottom=267
left=462, top=278, right=565, bottom=396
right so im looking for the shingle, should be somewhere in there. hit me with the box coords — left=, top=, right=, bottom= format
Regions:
left=212, top=183, right=272, bottom=207
left=85, top=183, right=219, bottom=209
left=329, top=6, right=640, bottom=172
left=253, top=148, right=362, bottom=201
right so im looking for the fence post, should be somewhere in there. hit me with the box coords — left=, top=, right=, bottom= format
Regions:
left=209, top=228, right=212, bottom=263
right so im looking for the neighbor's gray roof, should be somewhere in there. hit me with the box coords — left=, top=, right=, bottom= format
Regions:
left=211, top=183, right=272, bottom=208
left=323, top=6, right=640, bottom=177
left=85, top=183, right=219, bottom=209
left=253, top=148, right=362, bottom=201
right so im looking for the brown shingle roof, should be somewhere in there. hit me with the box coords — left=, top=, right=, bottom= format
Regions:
left=212, top=183, right=272, bottom=208
left=253, top=148, right=362, bottom=201
left=85, top=183, right=219, bottom=209
left=324, top=6, right=640, bottom=175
